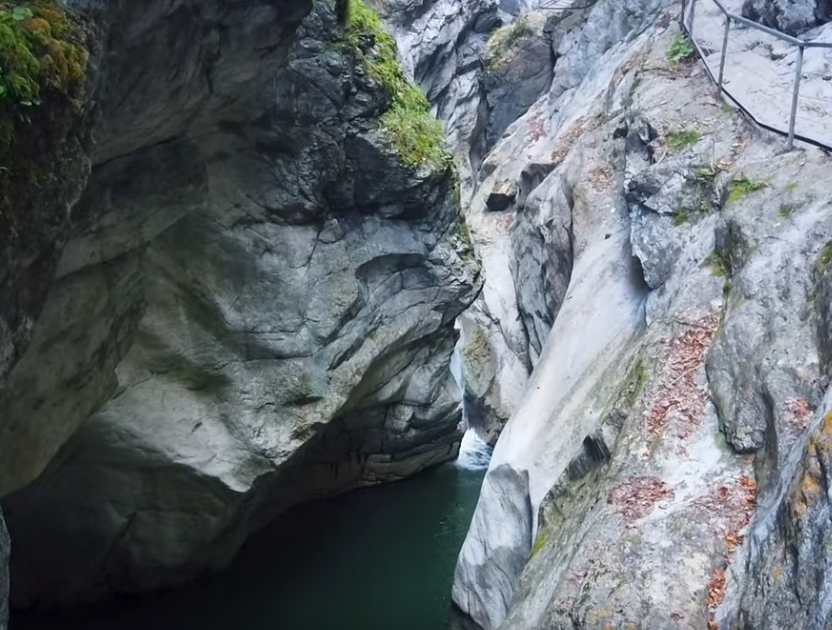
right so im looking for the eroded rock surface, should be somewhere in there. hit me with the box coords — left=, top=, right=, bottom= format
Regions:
left=1, top=0, right=479, bottom=608
left=447, top=0, right=832, bottom=626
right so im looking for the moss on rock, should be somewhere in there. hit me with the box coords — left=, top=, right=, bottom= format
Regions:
left=483, top=15, right=532, bottom=70
left=0, top=0, right=89, bottom=231
left=344, top=0, right=450, bottom=170
left=0, top=1, right=88, bottom=149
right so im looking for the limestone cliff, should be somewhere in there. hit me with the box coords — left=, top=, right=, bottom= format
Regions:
left=427, top=0, right=832, bottom=628
left=0, top=0, right=478, bottom=610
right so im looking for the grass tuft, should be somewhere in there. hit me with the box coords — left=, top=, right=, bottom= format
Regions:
left=665, top=128, right=699, bottom=151
left=672, top=209, right=690, bottom=226
left=345, top=0, right=450, bottom=169
left=703, top=250, right=727, bottom=277
left=483, top=15, right=533, bottom=70
left=815, top=240, right=832, bottom=275
left=726, top=176, right=767, bottom=203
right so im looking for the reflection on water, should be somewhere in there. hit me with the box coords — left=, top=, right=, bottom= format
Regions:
left=14, top=430, right=491, bottom=630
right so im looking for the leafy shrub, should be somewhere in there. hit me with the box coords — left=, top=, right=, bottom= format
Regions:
left=667, top=33, right=695, bottom=63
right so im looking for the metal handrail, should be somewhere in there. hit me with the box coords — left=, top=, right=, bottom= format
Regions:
left=681, top=0, right=832, bottom=150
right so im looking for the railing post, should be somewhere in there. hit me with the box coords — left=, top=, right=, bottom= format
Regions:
left=718, top=16, right=731, bottom=89
left=787, top=44, right=804, bottom=150
left=681, top=0, right=687, bottom=28
left=688, top=0, right=697, bottom=34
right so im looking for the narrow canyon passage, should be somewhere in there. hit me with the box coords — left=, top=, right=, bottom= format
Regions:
left=12, top=433, right=491, bottom=630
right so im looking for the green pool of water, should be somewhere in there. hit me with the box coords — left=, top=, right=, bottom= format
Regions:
left=13, top=448, right=488, bottom=630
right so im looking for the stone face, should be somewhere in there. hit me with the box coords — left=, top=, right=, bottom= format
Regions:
left=743, top=0, right=832, bottom=34
left=1, top=0, right=479, bottom=608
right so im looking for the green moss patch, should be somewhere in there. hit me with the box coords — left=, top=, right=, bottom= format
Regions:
left=672, top=209, right=690, bottom=226
left=726, top=176, right=767, bottom=202
left=345, top=0, right=450, bottom=169
left=483, top=15, right=532, bottom=70
left=0, top=1, right=89, bottom=229
left=703, top=250, right=728, bottom=277
left=778, top=203, right=796, bottom=218
left=619, top=357, right=647, bottom=409
left=0, top=2, right=88, bottom=149
left=665, top=128, right=699, bottom=151
left=529, top=526, right=549, bottom=559
left=815, top=240, right=832, bottom=275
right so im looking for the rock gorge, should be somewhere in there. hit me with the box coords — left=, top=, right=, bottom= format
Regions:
left=3, top=0, right=832, bottom=628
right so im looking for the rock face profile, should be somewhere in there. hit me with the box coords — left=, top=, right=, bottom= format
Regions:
left=0, top=0, right=478, bottom=611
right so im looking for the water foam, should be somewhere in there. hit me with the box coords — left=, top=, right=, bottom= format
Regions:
left=455, top=429, right=493, bottom=471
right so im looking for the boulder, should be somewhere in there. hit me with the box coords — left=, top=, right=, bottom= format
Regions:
left=485, top=179, right=519, bottom=211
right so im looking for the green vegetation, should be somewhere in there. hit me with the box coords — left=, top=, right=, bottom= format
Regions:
left=672, top=209, right=690, bottom=226
left=720, top=102, right=734, bottom=115
left=0, top=2, right=88, bottom=150
left=345, top=0, right=450, bottom=169
left=483, top=15, right=532, bottom=69
left=703, top=250, right=727, bottom=277
left=665, top=128, right=699, bottom=151
left=778, top=203, right=796, bottom=218
left=722, top=278, right=732, bottom=299
left=619, top=357, right=647, bottom=408
left=693, top=163, right=719, bottom=182
left=529, top=527, right=549, bottom=559
left=726, top=175, right=767, bottom=202
left=455, top=206, right=476, bottom=262
left=666, top=33, right=695, bottom=63
left=816, top=240, right=832, bottom=274
left=784, top=180, right=799, bottom=192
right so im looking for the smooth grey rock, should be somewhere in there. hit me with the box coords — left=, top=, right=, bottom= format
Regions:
left=451, top=465, right=532, bottom=630
left=742, top=0, right=832, bottom=34
left=510, top=168, right=573, bottom=361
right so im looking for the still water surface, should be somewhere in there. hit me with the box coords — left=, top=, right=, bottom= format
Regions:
left=14, top=431, right=491, bottom=630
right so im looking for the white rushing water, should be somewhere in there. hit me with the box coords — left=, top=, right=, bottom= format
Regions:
left=455, top=429, right=493, bottom=471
